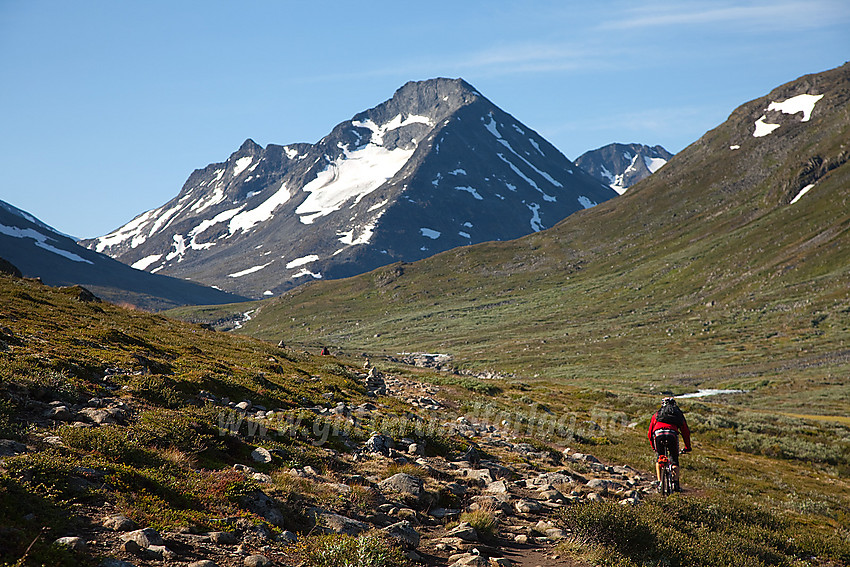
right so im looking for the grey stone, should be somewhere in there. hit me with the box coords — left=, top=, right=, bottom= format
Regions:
left=102, top=514, right=136, bottom=531
left=235, top=401, right=252, bottom=411
left=484, top=480, right=509, bottom=494
left=44, top=406, right=73, bottom=421
left=277, top=530, right=298, bottom=544
left=244, top=555, right=271, bottom=567
left=99, top=559, right=137, bottom=567
left=54, top=536, right=87, bottom=551
left=121, top=527, right=163, bottom=548
left=209, top=531, right=239, bottom=544
left=316, top=511, right=368, bottom=535
left=0, top=439, right=27, bottom=457
left=240, top=490, right=284, bottom=526
left=378, top=473, right=423, bottom=498
left=250, top=447, right=273, bottom=463
left=514, top=499, right=542, bottom=514
left=445, top=522, right=478, bottom=542
left=383, top=520, right=421, bottom=549
left=188, top=561, right=218, bottom=567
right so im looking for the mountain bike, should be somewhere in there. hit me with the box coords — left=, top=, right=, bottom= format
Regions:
left=657, top=449, right=687, bottom=496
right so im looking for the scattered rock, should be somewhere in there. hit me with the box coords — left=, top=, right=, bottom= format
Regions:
left=244, top=554, right=271, bottom=567
left=53, top=536, right=87, bottom=552
left=277, top=530, right=298, bottom=544
left=514, top=499, right=542, bottom=514
left=209, top=531, right=239, bottom=544
left=363, top=433, right=394, bottom=455
left=446, top=522, right=479, bottom=542
left=121, top=527, right=164, bottom=548
left=0, top=439, right=27, bottom=457
left=315, top=510, right=368, bottom=535
left=240, top=490, right=285, bottom=526
left=99, top=559, right=136, bottom=567
left=103, top=514, right=136, bottom=531
left=235, top=401, right=252, bottom=411
left=251, top=447, right=273, bottom=463
left=485, top=480, right=509, bottom=494
left=378, top=473, right=423, bottom=499
left=44, top=406, right=73, bottom=421
left=383, top=520, right=421, bottom=549
left=188, top=561, right=218, bottom=567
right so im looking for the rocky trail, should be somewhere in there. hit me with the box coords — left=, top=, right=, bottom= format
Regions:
left=2, top=363, right=657, bottom=567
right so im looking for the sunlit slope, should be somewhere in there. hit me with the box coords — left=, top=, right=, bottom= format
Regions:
left=180, top=64, right=850, bottom=401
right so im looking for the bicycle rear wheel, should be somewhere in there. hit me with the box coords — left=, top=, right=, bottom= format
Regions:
left=661, top=448, right=674, bottom=496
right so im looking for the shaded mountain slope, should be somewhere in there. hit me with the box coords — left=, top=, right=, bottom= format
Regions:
left=0, top=200, right=245, bottom=310
left=180, top=64, right=850, bottom=401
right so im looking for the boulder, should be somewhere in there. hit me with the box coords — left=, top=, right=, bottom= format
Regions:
left=445, top=522, right=478, bottom=542
left=244, top=556, right=270, bottom=567
left=53, top=536, right=87, bottom=552
left=315, top=511, right=368, bottom=536
left=378, top=473, right=423, bottom=498
left=250, top=447, right=273, bottom=463
left=0, top=439, right=27, bottom=457
left=514, top=499, right=542, bottom=514
left=239, top=491, right=284, bottom=526
left=121, top=527, right=164, bottom=548
left=383, top=520, right=421, bottom=549
left=102, top=514, right=136, bottom=531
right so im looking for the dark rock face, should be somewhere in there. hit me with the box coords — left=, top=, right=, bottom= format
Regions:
left=0, top=257, right=21, bottom=277
left=83, top=78, right=616, bottom=298
left=575, top=143, right=673, bottom=194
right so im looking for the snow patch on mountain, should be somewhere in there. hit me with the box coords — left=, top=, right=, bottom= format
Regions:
left=753, top=93, right=824, bottom=137
left=790, top=183, right=816, bottom=204
left=644, top=156, right=667, bottom=173
left=229, top=261, right=273, bottom=278
left=232, top=156, right=254, bottom=177
left=527, top=203, right=543, bottom=232
left=132, top=254, right=163, bottom=270
left=753, top=115, right=781, bottom=137
left=229, top=181, right=292, bottom=234
left=296, top=139, right=414, bottom=225
left=577, top=196, right=598, bottom=209
left=286, top=254, right=320, bottom=269
left=455, top=186, right=484, bottom=200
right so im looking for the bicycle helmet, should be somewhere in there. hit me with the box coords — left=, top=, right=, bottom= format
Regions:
left=661, top=397, right=677, bottom=407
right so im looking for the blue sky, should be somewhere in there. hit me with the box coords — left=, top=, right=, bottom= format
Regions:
left=1, top=1, right=848, bottom=239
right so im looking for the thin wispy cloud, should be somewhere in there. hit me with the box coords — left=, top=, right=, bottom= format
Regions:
left=600, top=0, right=850, bottom=31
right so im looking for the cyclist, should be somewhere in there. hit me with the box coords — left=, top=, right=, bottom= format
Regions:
left=648, top=397, right=692, bottom=491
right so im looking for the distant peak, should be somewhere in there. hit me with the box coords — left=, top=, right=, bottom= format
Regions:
left=238, top=138, right=263, bottom=153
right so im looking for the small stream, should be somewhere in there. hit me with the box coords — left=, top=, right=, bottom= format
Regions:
left=675, top=388, right=745, bottom=399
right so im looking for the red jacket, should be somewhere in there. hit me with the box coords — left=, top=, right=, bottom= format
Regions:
left=648, top=412, right=692, bottom=451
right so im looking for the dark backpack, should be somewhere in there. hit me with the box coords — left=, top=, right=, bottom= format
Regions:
left=657, top=405, right=684, bottom=427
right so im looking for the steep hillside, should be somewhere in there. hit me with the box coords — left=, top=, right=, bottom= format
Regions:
left=575, top=142, right=673, bottom=193
left=82, top=78, right=614, bottom=299
left=185, top=64, right=850, bottom=411
left=0, top=200, right=245, bottom=311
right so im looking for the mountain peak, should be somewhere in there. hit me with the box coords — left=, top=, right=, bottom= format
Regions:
left=83, top=79, right=615, bottom=298
left=576, top=143, right=673, bottom=194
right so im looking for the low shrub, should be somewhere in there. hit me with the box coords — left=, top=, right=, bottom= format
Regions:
left=559, top=496, right=849, bottom=567
left=458, top=509, right=498, bottom=541
left=295, top=532, right=408, bottom=567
